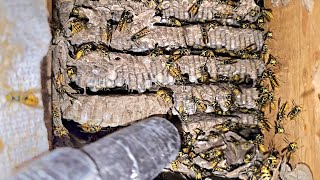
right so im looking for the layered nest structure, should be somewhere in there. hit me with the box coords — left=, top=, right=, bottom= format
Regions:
left=51, top=0, right=305, bottom=179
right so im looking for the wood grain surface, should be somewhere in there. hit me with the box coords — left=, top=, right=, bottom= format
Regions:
left=265, top=0, right=320, bottom=178
left=47, top=0, right=52, bottom=22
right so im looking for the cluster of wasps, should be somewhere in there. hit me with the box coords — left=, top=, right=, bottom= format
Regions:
left=150, top=1, right=304, bottom=180
left=52, top=7, right=136, bottom=137
left=68, top=7, right=134, bottom=39
left=53, top=0, right=306, bottom=179
left=166, top=125, right=301, bottom=180
left=169, top=128, right=228, bottom=179
left=241, top=138, right=301, bottom=180
left=156, top=0, right=273, bottom=30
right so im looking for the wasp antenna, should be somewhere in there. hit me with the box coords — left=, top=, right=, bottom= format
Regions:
left=284, top=137, right=290, bottom=143
left=98, top=119, right=104, bottom=126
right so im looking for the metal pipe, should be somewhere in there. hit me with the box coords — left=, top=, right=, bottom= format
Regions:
left=12, top=117, right=180, bottom=180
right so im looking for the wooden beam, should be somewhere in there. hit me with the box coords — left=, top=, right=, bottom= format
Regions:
left=265, top=1, right=320, bottom=178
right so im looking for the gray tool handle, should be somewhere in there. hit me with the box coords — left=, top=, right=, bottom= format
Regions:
left=13, top=117, right=180, bottom=180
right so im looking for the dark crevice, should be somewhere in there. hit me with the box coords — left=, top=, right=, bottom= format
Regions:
left=85, top=87, right=155, bottom=95
left=61, top=118, right=126, bottom=146
left=67, top=77, right=258, bottom=96
left=153, top=18, right=264, bottom=31
left=68, top=41, right=262, bottom=60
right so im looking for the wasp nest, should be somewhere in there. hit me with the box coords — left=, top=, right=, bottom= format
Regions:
left=51, top=0, right=288, bottom=179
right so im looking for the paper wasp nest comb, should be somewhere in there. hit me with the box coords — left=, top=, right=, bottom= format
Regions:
left=67, top=52, right=265, bottom=93
left=50, top=0, right=281, bottom=179
left=51, top=0, right=313, bottom=179
left=56, top=0, right=264, bottom=51
left=67, top=24, right=264, bottom=52
left=59, top=84, right=259, bottom=127
left=52, top=0, right=267, bottom=127
left=159, top=0, right=261, bottom=24
left=54, top=0, right=157, bottom=33
left=61, top=94, right=172, bottom=127
left=172, top=84, right=260, bottom=114
left=74, top=0, right=157, bottom=16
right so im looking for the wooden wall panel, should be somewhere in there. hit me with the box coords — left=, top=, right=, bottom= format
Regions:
left=47, top=0, right=52, bottom=22
left=265, top=1, right=320, bottom=178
